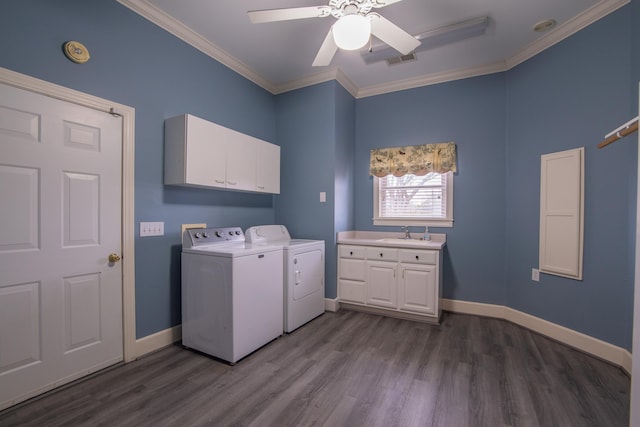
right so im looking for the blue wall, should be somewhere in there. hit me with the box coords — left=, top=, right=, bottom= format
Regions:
left=505, top=7, right=637, bottom=348
left=0, top=0, right=277, bottom=338
left=275, top=81, right=356, bottom=298
left=355, top=75, right=508, bottom=306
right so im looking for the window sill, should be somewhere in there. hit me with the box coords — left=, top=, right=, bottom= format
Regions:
left=373, top=218, right=454, bottom=228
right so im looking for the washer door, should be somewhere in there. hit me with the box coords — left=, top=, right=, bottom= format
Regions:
left=290, top=248, right=324, bottom=300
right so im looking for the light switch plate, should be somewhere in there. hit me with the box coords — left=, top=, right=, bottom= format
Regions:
left=532, top=268, right=540, bottom=282
left=320, top=192, right=326, bottom=203
left=140, top=221, right=164, bottom=237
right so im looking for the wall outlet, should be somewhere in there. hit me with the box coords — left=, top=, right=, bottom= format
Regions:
left=532, top=268, right=540, bottom=282
left=320, top=192, right=326, bottom=203
left=140, top=221, right=164, bottom=237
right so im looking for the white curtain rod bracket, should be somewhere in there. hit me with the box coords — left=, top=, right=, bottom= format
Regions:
left=598, top=116, right=639, bottom=149
left=605, top=116, right=639, bottom=139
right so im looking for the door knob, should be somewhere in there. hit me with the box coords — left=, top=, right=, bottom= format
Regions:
left=108, top=253, right=121, bottom=263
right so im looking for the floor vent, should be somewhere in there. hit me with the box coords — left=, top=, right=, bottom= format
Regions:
left=386, top=53, right=417, bottom=66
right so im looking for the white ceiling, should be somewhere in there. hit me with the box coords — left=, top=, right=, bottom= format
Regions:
left=118, top=0, right=627, bottom=98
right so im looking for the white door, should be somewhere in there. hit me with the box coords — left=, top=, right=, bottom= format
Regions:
left=0, top=82, right=123, bottom=409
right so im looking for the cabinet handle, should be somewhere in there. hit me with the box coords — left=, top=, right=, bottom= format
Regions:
left=379, top=253, right=383, bottom=258
left=228, top=181, right=237, bottom=186
left=258, top=185, right=265, bottom=189
left=215, top=179, right=225, bottom=184
left=350, top=251, right=353, bottom=256
left=416, top=255, right=419, bottom=260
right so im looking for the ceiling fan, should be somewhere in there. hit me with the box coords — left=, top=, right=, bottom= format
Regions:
left=248, top=0, right=421, bottom=66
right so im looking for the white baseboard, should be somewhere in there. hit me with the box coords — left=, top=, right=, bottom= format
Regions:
left=134, top=324, right=182, bottom=359
left=325, top=298, right=340, bottom=312
left=133, top=300, right=342, bottom=359
left=442, top=298, right=632, bottom=375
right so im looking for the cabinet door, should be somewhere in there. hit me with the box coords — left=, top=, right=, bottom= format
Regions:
left=185, top=115, right=226, bottom=188
left=256, top=140, right=280, bottom=194
left=365, top=260, right=397, bottom=308
left=339, top=258, right=365, bottom=281
left=339, top=279, right=365, bottom=304
left=225, top=128, right=256, bottom=191
left=398, top=264, right=437, bottom=315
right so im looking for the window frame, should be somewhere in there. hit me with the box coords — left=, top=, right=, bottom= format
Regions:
left=372, top=171, right=454, bottom=227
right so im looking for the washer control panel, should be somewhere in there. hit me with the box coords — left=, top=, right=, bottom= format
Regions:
left=184, top=227, right=245, bottom=248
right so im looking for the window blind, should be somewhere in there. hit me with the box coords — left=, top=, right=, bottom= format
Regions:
left=378, top=173, right=447, bottom=219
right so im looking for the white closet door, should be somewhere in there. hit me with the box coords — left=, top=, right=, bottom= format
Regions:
left=539, top=147, right=584, bottom=280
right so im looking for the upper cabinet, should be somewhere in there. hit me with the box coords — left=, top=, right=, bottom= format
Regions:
left=164, top=114, right=280, bottom=194
left=255, top=139, right=280, bottom=194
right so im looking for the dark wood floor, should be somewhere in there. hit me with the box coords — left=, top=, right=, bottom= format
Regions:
left=0, top=310, right=630, bottom=427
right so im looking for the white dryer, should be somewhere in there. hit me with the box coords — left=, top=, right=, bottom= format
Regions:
left=181, top=227, right=283, bottom=363
left=246, top=225, right=325, bottom=333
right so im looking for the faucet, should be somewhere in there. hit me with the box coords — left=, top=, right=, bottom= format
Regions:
left=401, top=225, right=411, bottom=240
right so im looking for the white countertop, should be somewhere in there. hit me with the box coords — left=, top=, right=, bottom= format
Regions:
left=337, top=230, right=446, bottom=250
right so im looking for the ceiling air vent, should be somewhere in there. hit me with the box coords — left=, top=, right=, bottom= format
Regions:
left=386, top=53, right=417, bottom=66
left=363, top=16, right=489, bottom=65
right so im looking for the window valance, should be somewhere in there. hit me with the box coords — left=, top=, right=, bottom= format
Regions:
left=369, top=141, right=457, bottom=177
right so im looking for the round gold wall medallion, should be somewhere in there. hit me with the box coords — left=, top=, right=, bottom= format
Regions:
left=63, top=41, right=90, bottom=64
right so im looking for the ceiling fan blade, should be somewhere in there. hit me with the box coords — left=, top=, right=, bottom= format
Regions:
left=369, top=13, right=420, bottom=55
left=312, top=29, right=338, bottom=66
left=248, top=6, right=331, bottom=24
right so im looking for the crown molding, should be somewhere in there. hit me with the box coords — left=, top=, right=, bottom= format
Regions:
left=335, top=68, right=360, bottom=98
left=116, top=0, right=277, bottom=93
left=118, top=0, right=629, bottom=98
left=506, top=0, right=629, bottom=69
left=273, top=68, right=337, bottom=94
left=356, top=61, right=508, bottom=98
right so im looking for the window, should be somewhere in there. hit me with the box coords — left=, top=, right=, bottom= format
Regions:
left=373, top=171, right=453, bottom=227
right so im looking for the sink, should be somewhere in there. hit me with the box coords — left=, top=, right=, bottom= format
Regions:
left=376, top=238, right=433, bottom=245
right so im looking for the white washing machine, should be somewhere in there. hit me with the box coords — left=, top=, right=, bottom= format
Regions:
left=246, top=225, right=325, bottom=333
left=181, top=226, right=283, bottom=363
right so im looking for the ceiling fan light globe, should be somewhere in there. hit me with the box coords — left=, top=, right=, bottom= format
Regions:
left=332, top=14, right=371, bottom=50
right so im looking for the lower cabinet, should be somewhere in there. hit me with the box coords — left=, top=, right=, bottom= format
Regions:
left=398, top=263, right=437, bottom=315
left=365, top=260, right=397, bottom=308
left=338, top=244, right=442, bottom=323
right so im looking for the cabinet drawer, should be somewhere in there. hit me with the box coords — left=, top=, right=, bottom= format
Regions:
left=339, top=258, right=365, bottom=281
left=365, top=247, right=398, bottom=261
left=339, top=245, right=365, bottom=259
left=339, top=279, right=365, bottom=304
left=398, top=249, right=437, bottom=265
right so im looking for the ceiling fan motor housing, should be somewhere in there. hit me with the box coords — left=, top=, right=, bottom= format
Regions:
left=329, top=0, right=375, bottom=18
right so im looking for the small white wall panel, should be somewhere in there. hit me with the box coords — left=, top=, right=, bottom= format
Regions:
left=539, top=147, right=584, bottom=280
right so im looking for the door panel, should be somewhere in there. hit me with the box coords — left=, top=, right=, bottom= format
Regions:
left=291, top=248, right=323, bottom=300
left=0, top=82, right=123, bottom=409
left=0, top=282, right=41, bottom=374
left=0, top=165, right=39, bottom=251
